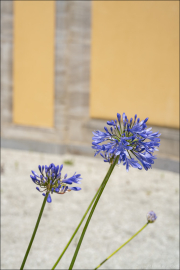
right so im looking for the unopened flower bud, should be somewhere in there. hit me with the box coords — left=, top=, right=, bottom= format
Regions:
left=147, top=211, right=157, bottom=223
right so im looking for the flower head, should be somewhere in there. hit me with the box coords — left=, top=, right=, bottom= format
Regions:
left=92, top=113, right=161, bottom=171
left=147, top=211, right=157, bottom=223
left=30, top=163, right=82, bottom=203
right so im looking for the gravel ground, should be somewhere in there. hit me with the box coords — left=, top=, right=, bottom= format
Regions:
left=1, top=148, right=179, bottom=270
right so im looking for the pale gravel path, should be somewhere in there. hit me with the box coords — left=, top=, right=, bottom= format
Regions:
left=1, top=148, right=179, bottom=270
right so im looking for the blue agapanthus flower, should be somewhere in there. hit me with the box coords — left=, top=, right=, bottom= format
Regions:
left=30, top=163, right=82, bottom=203
left=92, top=113, right=161, bottom=171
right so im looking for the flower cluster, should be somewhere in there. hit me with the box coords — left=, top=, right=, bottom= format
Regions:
left=92, top=113, right=161, bottom=171
left=30, top=163, right=82, bottom=203
left=147, top=211, right=157, bottom=223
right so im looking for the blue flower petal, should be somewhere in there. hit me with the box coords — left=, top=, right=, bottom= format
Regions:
left=47, top=193, right=52, bottom=203
left=69, top=187, right=81, bottom=191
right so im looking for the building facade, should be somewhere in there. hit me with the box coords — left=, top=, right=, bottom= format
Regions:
left=1, top=1, right=179, bottom=158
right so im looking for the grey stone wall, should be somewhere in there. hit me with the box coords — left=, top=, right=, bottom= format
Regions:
left=1, top=1, right=179, bottom=161
left=55, top=1, right=91, bottom=144
left=1, top=1, right=13, bottom=124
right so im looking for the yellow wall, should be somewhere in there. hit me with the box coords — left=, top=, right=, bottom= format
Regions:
left=90, top=1, right=179, bottom=128
left=13, top=1, right=55, bottom=127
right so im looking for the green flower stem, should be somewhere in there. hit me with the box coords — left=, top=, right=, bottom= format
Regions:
left=94, top=222, right=149, bottom=270
left=20, top=192, right=49, bottom=270
left=51, top=183, right=103, bottom=270
left=69, top=156, right=119, bottom=270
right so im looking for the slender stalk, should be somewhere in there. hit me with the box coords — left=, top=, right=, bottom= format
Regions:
left=94, top=222, right=149, bottom=270
left=51, top=183, right=103, bottom=270
left=20, top=193, right=49, bottom=270
left=69, top=156, right=119, bottom=270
